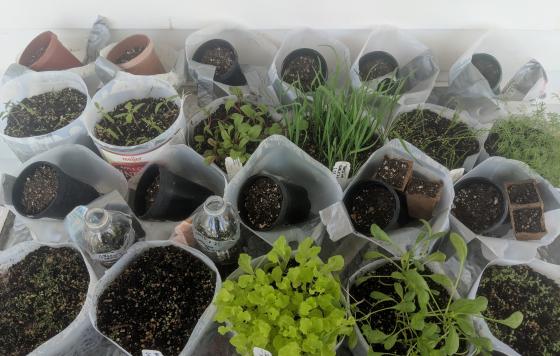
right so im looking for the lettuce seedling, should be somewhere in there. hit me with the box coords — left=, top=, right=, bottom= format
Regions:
left=214, top=236, right=355, bottom=356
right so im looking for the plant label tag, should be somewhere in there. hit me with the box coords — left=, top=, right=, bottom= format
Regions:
left=225, top=157, right=243, bottom=181
left=142, top=350, right=163, bottom=356
left=332, top=161, right=351, bottom=187
left=449, top=168, right=465, bottom=183
left=253, top=347, right=273, bottom=356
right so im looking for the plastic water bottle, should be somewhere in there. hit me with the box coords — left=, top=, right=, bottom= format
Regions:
left=192, top=195, right=241, bottom=265
left=83, top=208, right=134, bottom=267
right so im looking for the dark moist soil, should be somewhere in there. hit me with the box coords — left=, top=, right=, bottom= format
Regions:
left=193, top=102, right=273, bottom=171
left=240, top=177, right=282, bottom=230
left=143, top=174, right=160, bottom=213
left=391, top=109, right=480, bottom=169
left=115, top=46, right=145, bottom=64
left=95, top=97, right=179, bottom=147
left=507, top=182, right=540, bottom=205
left=3, top=88, right=86, bottom=138
left=375, top=156, right=412, bottom=190
left=345, top=181, right=396, bottom=234
left=198, top=45, right=235, bottom=77
left=472, top=55, right=500, bottom=89
left=351, top=263, right=468, bottom=354
left=359, top=57, right=397, bottom=82
left=97, top=246, right=215, bottom=356
left=512, top=207, right=545, bottom=233
left=452, top=181, right=505, bottom=234
left=406, top=175, right=441, bottom=198
left=0, top=246, right=89, bottom=356
left=478, top=265, right=560, bottom=355
left=20, top=164, right=58, bottom=215
left=282, top=53, right=324, bottom=92
left=22, top=45, right=47, bottom=66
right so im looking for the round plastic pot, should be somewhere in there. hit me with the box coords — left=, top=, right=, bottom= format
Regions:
left=358, top=50, right=398, bottom=81
left=237, top=173, right=311, bottom=231
left=192, top=39, right=247, bottom=86
left=343, top=179, right=400, bottom=233
left=18, top=31, right=82, bottom=71
left=280, top=47, right=328, bottom=89
left=453, top=176, right=509, bottom=236
left=133, top=164, right=213, bottom=221
left=471, top=53, right=502, bottom=94
left=107, top=34, right=165, bottom=75
left=12, top=161, right=100, bottom=219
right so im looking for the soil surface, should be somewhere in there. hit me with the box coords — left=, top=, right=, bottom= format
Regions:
left=512, top=207, right=545, bottom=233
left=406, top=175, right=441, bottom=198
left=0, top=246, right=89, bottom=356
left=478, top=264, right=560, bottom=355
left=115, top=46, right=145, bottom=64
left=97, top=246, right=215, bottom=356
left=472, top=55, right=501, bottom=89
left=359, top=55, right=398, bottom=82
left=452, top=181, right=505, bottom=234
left=94, top=97, right=179, bottom=147
left=345, top=181, right=397, bottom=234
left=240, top=177, right=282, bottom=230
left=20, top=164, right=58, bottom=215
left=3, top=88, right=86, bottom=137
left=22, top=45, right=47, bottom=66
left=507, top=182, right=540, bottom=205
left=375, top=156, right=412, bottom=191
left=351, top=263, right=467, bottom=354
left=198, top=45, right=236, bottom=77
left=390, top=109, right=480, bottom=169
left=143, top=174, right=160, bottom=213
left=282, top=52, right=325, bottom=92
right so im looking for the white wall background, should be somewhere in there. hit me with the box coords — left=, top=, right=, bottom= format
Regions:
left=2, top=0, right=560, bottom=30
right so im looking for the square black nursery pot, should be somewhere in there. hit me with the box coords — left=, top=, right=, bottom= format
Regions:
left=237, top=173, right=311, bottom=231
left=12, top=161, right=100, bottom=219
left=192, top=38, right=247, bottom=86
left=133, top=164, right=213, bottom=221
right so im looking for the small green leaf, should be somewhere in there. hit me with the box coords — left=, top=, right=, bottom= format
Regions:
left=364, top=250, right=386, bottom=261
left=427, top=274, right=454, bottom=290
left=238, top=254, right=253, bottom=274
left=194, top=135, right=205, bottom=143
left=370, top=224, right=392, bottom=244
left=450, top=296, right=488, bottom=314
left=496, top=311, right=523, bottom=329
left=444, top=326, right=459, bottom=355
left=410, top=312, right=425, bottom=330
left=383, top=333, right=397, bottom=350
left=450, top=233, right=467, bottom=263
left=225, top=99, right=236, bottom=112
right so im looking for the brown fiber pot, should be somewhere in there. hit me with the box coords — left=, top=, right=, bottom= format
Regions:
left=107, top=34, right=165, bottom=75
left=19, top=31, right=82, bottom=71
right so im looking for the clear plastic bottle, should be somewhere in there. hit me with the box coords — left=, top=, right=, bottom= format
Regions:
left=83, top=208, right=135, bottom=267
left=193, top=195, right=241, bottom=265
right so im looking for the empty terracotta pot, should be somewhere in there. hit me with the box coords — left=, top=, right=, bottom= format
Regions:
left=107, top=34, right=165, bottom=75
left=19, top=31, right=82, bottom=71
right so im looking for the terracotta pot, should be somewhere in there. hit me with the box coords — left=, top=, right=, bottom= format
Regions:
left=19, top=31, right=82, bottom=71
left=504, top=179, right=547, bottom=241
left=504, top=179, right=543, bottom=210
left=374, top=156, right=414, bottom=192
left=405, top=176, right=442, bottom=220
left=107, top=34, right=165, bottom=75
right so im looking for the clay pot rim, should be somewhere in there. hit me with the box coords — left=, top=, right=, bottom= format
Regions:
left=107, top=34, right=156, bottom=71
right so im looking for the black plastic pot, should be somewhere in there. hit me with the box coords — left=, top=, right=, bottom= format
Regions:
left=281, top=48, right=328, bottom=91
left=238, top=173, right=311, bottom=231
left=343, top=180, right=400, bottom=234
left=471, top=53, right=502, bottom=94
left=358, top=51, right=398, bottom=82
left=192, top=39, right=247, bottom=86
left=453, top=177, right=509, bottom=236
left=12, top=161, right=100, bottom=219
left=133, top=164, right=213, bottom=221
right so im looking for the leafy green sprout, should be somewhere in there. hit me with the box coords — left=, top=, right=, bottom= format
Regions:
left=194, top=94, right=282, bottom=166
left=486, top=103, right=560, bottom=186
left=282, top=73, right=404, bottom=174
left=349, top=221, right=523, bottom=356
left=214, top=236, right=355, bottom=356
